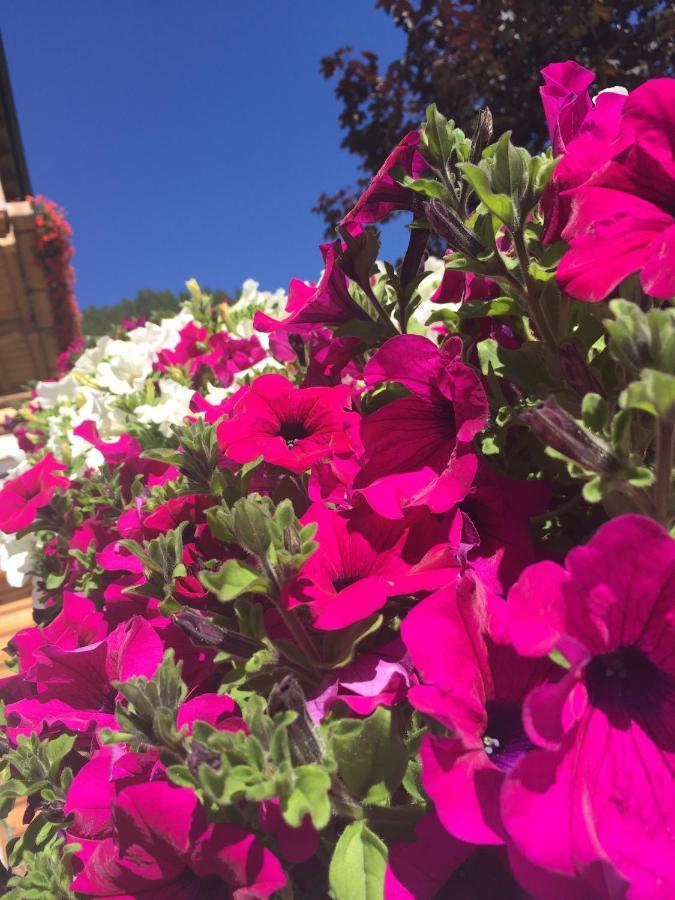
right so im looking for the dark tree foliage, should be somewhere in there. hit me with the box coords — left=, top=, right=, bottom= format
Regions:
left=315, top=0, right=674, bottom=233
left=81, top=287, right=231, bottom=336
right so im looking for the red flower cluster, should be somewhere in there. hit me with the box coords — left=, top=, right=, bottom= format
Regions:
left=29, top=196, right=82, bottom=351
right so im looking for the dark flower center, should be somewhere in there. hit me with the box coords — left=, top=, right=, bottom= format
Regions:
left=483, top=700, right=533, bottom=773
left=584, top=645, right=671, bottom=720
left=279, top=420, right=309, bottom=448
left=332, top=575, right=359, bottom=592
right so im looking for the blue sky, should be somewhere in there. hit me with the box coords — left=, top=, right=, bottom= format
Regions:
left=3, top=2, right=406, bottom=309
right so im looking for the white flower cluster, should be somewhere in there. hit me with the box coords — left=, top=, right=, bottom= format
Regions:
left=0, top=282, right=287, bottom=588
left=33, top=309, right=194, bottom=469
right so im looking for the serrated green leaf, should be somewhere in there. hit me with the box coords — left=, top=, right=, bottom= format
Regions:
left=280, top=764, right=331, bottom=829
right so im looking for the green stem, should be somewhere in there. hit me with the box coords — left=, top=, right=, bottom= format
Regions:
left=362, top=281, right=398, bottom=335
left=330, top=792, right=426, bottom=826
left=654, top=418, right=674, bottom=525
left=510, top=229, right=558, bottom=351
left=263, top=562, right=321, bottom=673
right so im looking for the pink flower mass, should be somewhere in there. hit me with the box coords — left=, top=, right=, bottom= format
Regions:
left=504, top=515, right=675, bottom=897
left=0, top=59, right=673, bottom=900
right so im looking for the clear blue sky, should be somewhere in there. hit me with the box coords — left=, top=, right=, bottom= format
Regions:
left=3, top=2, right=406, bottom=309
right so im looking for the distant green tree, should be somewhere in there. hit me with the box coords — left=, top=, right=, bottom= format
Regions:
left=81, top=287, right=232, bottom=337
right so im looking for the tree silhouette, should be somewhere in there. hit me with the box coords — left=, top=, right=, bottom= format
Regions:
left=315, top=0, right=674, bottom=233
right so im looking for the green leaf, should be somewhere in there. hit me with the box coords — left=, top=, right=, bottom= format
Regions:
left=280, top=763, right=332, bottom=830
left=549, top=648, right=571, bottom=670
left=329, top=821, right=388, bottom=900
left=458, top=163, right=515, bottom=228
left=329, top=707, right=408, bottom=804
left=620, top=369, right=675, bottom=423
left=581, top=393, right=608, bottom=432
left=492, top=131, right=529, bottom=206
left=395, top=174, right=450, bottom=201
left=477, top=338, right=559, bottom=394
left=199, top=558, right=268, bottom=602
left=582, top=476, right=604, bottom=503
left=423, top=103, right=455, bottom=167
left=427, top=295, right=518, bottom=325
left=45, top=570, right=68, bottom=590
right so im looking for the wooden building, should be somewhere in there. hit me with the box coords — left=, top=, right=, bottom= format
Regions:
left=0, top=31, right=63, bottom=394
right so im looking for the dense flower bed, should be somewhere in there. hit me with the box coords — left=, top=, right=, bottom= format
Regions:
left=28, top=196, right=82, bottom=351
left=0, top=62, right=673, bottom=898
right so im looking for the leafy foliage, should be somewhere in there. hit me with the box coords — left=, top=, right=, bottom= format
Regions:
left=315, top=0, right=674, bottom=230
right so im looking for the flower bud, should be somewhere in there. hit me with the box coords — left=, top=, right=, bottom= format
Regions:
left=268, top=675, right=324, bottom=765
left=520, top=397, right=620, bottom=475
left=422, top=199, right=484, bottom=258
left=186, top=741, right=222, bottom=777
left=559, top=342, right=603, bottom=398
left=173, top=608, right=262, bottom=658
left=470, top=107, right=494, bottom=165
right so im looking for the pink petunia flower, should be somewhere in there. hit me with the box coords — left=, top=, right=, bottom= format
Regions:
left=10, top=591, right=107, bottom=675
left=384, top=812, right=526, bottom=900
left=0, top=453, right=69, bottom=533
left=556, top=78, right=675, bottom=300
left=540, top=61, right=595, bottom=157
left=306, top=639, right=413, bottom=721
left=3, top=616, right=164, bottom=741
left=503, top=514, right=675, bottom=896
left=283, top=501, right=457, bottom=630
left=340, top=130, right=428, bottom=227
left=402, top=575, right=556, bottom=847
left=359, top=334, right=487, bottom=477
left=69, top=779, right=286, bottom=898
left=217, top=373, right=356, bottom=474
left=539, top=62, right=627, bottom=243
left=254, top=241, right=370, bottom=336
left=355, top=334, right=487, bottom=516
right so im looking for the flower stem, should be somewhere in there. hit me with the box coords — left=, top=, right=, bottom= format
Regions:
left=262, top=561, right=321, bottom=672
left=511, top=228, right=558, bottom=351
left=654, top=418, right=674, bottom=525
left=362, top=281, right=399, bottom=335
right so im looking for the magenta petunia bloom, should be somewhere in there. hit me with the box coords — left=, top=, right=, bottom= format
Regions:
left=359, top=335, right=487, bottom=477
left=10, top=591, right=106, bottom=675
left=217, top=374, right=356, bottom=474
left=254, top=241, right=370, bottom=336
left=340, top=130, right=428, bottom=227
left=557, top=78, right=675, bottom=300
left=430, top=264, right=497, bottom=305
left=355, top=334, right=487, bottom=517
left=384, top=812, right=527, bottom=900
left=539, top=62, right=627, bottom=243
left=156, top=320, right=209, bottom=370
left=0, top=453, right=69, bottom=533
left=69, top=780, right=286, bottom=898
left=402, top=575, right=556, bottom=847
left=540, top=61, right=595, bottom=156
left=306, top=639, right=413, bottom=721
left=283, top=501, right=457, bottom=630
left=503, top=514, right=675, bottom=896
left=3, top=616, right=163, bottom=741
